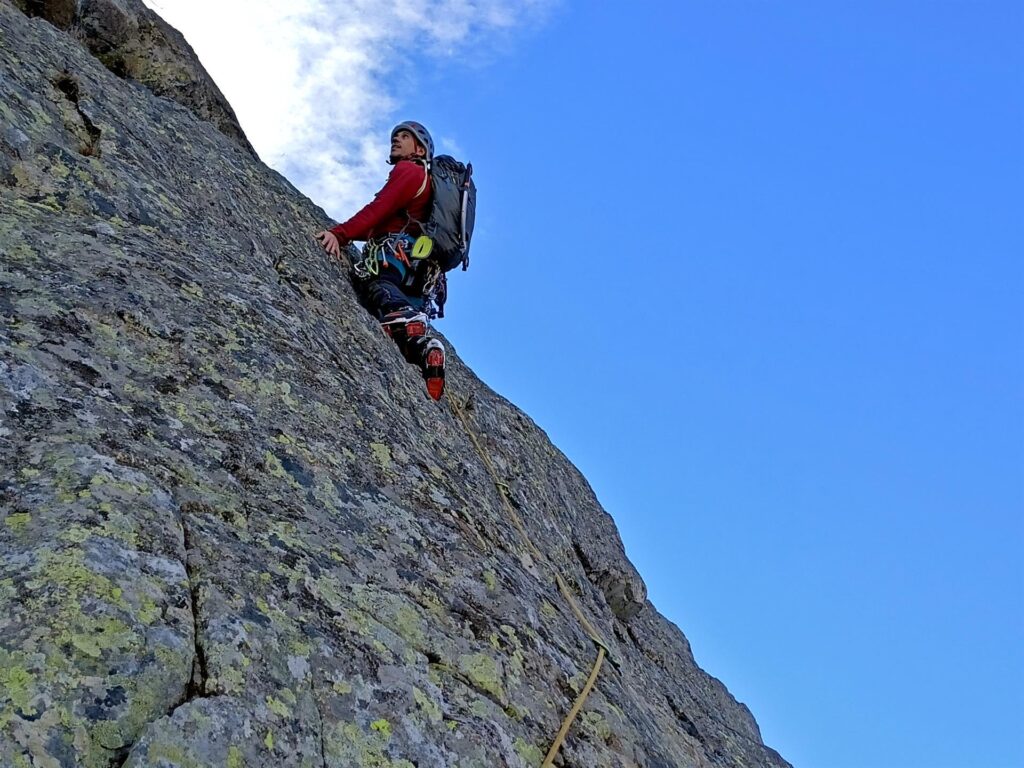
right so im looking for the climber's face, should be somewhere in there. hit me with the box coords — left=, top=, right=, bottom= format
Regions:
left=390, top=130, right=426, bottom=163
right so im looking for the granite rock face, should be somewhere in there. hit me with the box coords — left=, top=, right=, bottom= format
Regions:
left=10, top=0, right=254, bottom=154
left=0, top=3, right=792, bottom=766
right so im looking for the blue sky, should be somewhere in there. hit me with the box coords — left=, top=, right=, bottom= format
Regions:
left=149, top=2, right=1023, bottom=766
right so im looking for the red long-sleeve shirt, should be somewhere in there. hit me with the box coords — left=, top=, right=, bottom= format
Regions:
left=330, top=160, right=431, bottom=244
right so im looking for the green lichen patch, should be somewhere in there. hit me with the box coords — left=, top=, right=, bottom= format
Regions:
left=514, top=737, right=545, bottom=767
left=412, top=686, right=442, bottom=724
left=0, top=654, right=39, bottom=717
left=367, top=442, right=393, bottom=473
left=3, top=511, right=31, bottom=534
left=1, top=529, right=193, bottom=764
left=350, top=585, right=427, bottom=651
left=266, top=695, right=292, bottom=718
left=323, top=721, right=415, bottom=768
left=582, top=710, right=614, bottom=742
left=457, top=652, right=506, bottom=704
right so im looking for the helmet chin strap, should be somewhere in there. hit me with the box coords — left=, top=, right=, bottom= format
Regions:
left=388, top=150, right=426, bottom=165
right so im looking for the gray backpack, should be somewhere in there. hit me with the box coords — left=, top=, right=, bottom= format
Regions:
left=423, top=155, right=476, bottom=272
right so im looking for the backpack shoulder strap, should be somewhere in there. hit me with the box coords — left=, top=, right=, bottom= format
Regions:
left=413, top=158, right=430, bottom=198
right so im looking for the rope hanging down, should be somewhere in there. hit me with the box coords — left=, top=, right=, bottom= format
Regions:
left=449, top=395, right=611, bottom=767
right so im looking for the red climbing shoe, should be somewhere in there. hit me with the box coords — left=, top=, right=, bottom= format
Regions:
left=422, top=339, right=445, bottom=401
left=381, top=309, right=427, bottom=342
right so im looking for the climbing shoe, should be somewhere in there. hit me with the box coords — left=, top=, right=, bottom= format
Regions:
left=381, top=308, right=427, bottom=343
left=422, top=338, right=445, bottom=401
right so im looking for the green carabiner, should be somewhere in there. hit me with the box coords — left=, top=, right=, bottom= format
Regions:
left=412, top=235, right=433, bottom=260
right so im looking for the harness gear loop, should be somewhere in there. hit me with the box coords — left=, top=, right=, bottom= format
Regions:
left=356, top=233, right=418, bottom=280
left=448, top=395, right=613, bottom=767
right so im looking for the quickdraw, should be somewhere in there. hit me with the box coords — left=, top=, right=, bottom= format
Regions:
left=356, top=233, right=416, bottom=279
left=394, top=239, right=411, bottom=268
left=419, top=260, right=444, bottom=318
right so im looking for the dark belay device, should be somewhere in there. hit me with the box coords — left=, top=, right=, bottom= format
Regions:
left=425, top=155, right=476, bottom=272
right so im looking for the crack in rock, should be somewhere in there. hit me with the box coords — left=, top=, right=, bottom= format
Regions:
left=53, top=70, right=102, bottom=156
left=108, top=511, right=210, bottom=767
left=179, top=514, right=210, bottom=700
left=310, top=676, right=328, bottom=768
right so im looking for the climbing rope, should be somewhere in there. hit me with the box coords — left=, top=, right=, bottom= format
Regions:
left=449, top=395, right=610, bottom=767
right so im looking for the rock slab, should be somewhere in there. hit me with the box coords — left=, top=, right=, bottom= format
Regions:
left=0, top=3, right=792, bottom=766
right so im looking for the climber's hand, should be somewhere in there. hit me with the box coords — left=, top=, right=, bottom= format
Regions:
left=315, top=230, right=341, bottom=258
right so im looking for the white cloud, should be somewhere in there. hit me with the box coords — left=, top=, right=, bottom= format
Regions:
left=438, top=135, right=465, bottom=157
left=142, top=0, right=551, bottom=220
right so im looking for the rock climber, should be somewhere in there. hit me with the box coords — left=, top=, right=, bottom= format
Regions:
left=315, top=121, right=446, bottom=400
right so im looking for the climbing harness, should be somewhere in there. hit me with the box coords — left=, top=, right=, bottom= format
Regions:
left=449, top=395, right=612, bottom=768
left=355, top=233, right=417, bottom=280
left=355, top=232, right=449, bottom=321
